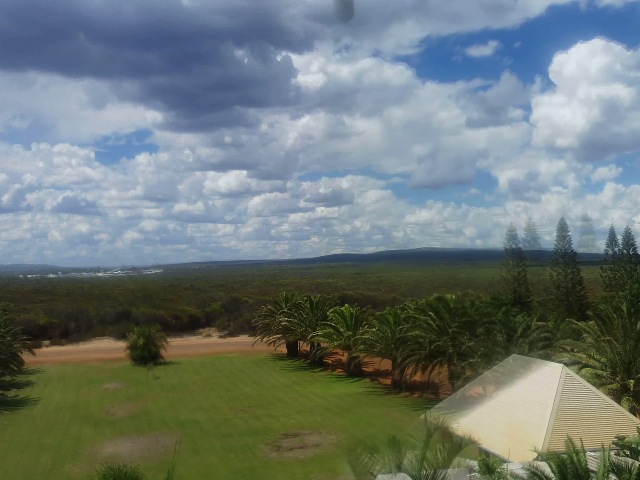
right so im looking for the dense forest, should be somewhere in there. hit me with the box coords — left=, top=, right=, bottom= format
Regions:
left=0, top=259, right=598, bottom=344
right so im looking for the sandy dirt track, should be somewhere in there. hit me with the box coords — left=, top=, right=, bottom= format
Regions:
left=24, top=335, right=275, bottom=366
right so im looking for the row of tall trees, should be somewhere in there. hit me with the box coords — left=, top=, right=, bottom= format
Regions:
left=602, top=224, right=640, bottom=295
left=499, top=217, right=640, bottom=416
left=500, top=216, right=640, bottom=321
left=499, top=216, right=589, bottom=320
left=254, top=291, right=552, bottom=390
left=350, top=427, right=640, bottom=480
left=255, top=287, right=640, bottom=416
left=255, top=213, right=640, bottom=417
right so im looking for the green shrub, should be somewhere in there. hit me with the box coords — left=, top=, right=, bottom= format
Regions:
left=95, top=463, right=146, bottom=480
left=125, top=324, right=168, bottom=365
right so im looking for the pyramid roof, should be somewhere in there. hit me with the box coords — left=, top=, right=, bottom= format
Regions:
left=430, top=354, right=640, bottom=463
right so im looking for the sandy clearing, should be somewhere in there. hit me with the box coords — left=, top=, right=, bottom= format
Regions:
left=24, top=334, right=276, bottom=366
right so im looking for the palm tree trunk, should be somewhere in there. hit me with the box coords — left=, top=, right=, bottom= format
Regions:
left=285, top=341, right=299, bottom=358
left=309, top=341, right=324, bottom=366
left=391, top=359, right=402, bottom=390
left=346, top=353, right=363, bottom=377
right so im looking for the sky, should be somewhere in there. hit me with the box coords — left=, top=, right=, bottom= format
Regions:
left=1, top=0, right=640, bottom=266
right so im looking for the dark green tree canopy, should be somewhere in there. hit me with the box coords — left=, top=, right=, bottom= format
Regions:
left=0, top=312, right=34, bottom=385
left=601, top=224, right=621, bottom=293
left=522, top=217, right=542, bottom=250
left=603, top=225, right=640, bottom=295
left=605, top=224, right=620, bottom=257
left=619, top=226, right=640, bottom=292
left=547, top=217, right=589, bottom=321
left=499, top=223, right=531, bottom=312
left=125, top=324, right=168, bottom=365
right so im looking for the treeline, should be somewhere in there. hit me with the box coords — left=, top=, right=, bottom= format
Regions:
left=499, top=216, right=640, bottom=321
left=1, top=269, right=410, bottom=343
left=254, top=291, right=553, bottom=392
left=254, top=289, right=640, bottom=414
left=0, top=213, right=630, bottom=343
left=254, top=217, right=640, bottom=416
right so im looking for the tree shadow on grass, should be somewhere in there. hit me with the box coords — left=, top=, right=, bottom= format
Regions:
left=133, top=360, right=180, bottom=381
left=0, top=368, right=40, bottom=414
left=0, top=393, right=39, bottom=413
left=157, top=360, right=180, bottom=367
left=266, top=354, right=376, bottom=384
left=266, top=354, right=443, bottom=408
left=360, top=382, right=440, bottom=413
left=0, top=376, right=34, bottom=391
left=266, top=354, right=328, bottom=373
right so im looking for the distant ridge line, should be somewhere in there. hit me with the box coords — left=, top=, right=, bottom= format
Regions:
left=0, top=247, right=605, bottom=273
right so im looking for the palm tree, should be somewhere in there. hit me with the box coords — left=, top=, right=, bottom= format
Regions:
left=471, top=304, right=554, bottom=371
left=253, top=292, right=304, bottom=358
left=476, top=455, right=509, bottom=480
left=524, top=438, right=609, bottom=480
left=297, top=294, right=335, bottom=365
left=400, top=295, right=476, bottom=392
left=315, top=304, right=369, bottom=376
left=609, top=456, right=640, bottom=480
left=0, top=312, right=34, bottom=386
left=519, top=435, right=640, bottom=480
left=358, top=305, right=414, bottom=389
left=560, top=296, right=640, bottom=416
left=348, top=415, right=477, bottom=480
left=613, top=427, right=640, bottom=461
left=125, top=324, right=168, bottom=365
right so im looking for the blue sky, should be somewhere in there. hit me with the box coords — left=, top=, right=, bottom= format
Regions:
left=1, top=0, right=640, bottom=266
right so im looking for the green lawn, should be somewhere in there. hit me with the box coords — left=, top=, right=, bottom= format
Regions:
left=0, top=355, right=431, bottom=479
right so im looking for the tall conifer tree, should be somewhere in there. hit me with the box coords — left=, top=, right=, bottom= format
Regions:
left=619, top=225, right=640, bottom=291
left=522, top=217, right=542, bottom=251
left=577, top=214, right=597, bottom=253
left=601, top=224, right=621, bottom=293
left=547, top=217, right=589, bottom=320
left=500, top=223, right=532, bottom=311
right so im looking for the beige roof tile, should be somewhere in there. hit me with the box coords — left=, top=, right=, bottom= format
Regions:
left=430, top=355, right=640, bottom=462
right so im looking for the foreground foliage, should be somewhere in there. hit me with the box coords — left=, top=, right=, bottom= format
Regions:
left=0, top=312, right=33, bottom=388
left=560, top=297, right=640, bottom=416
left=521, top=436, right=640, bottom=480
left=348, top=415, right=476, bottom=480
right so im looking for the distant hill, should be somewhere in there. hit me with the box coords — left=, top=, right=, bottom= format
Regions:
left=161, top=247, right=605, bottom=270
left=0, top=264, right=60, bottom=273
left=282, top=248, right=604, bottom=266
left=0, top=247, right=606, bottom=274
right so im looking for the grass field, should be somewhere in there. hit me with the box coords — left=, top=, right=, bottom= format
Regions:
left=0, top=354, right=431, bottom=479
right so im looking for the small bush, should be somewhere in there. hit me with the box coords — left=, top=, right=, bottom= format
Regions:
left=125, top=324, right=168, bottom=365
left=95, top=463, right=146, bottom=480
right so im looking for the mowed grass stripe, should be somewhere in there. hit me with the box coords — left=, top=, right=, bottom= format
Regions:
left=0, top=354, right=425, bottom=480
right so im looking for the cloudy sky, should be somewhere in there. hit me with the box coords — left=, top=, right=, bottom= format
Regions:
left=2, top=0, right=640, bottom=266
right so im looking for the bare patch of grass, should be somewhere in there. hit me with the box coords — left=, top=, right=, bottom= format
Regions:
left=101, top=382, right=125, bottom=391
left=104, top=402, right=139, bottom=419
left=95, top=433, right=179, bottom=463
left=263, top=431, right=337, bottom=459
